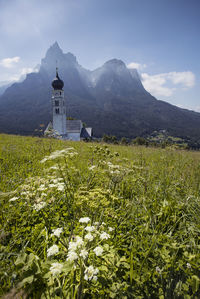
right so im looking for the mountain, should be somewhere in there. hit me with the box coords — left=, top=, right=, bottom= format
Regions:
left=0, top=41, right=200, bottom=140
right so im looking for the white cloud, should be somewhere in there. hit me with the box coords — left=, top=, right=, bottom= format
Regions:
left=0, top=56, right=20, bottom=68
left=141, top=71, right=195, bottom=97
left=127, top=62, right=147, bottom=70
left=9, top=67, right=36, bottom=81
left=166, top=71, right=195, bottom=87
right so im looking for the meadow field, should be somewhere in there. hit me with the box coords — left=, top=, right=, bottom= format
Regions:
left=0, top=134, right=200, bottom=298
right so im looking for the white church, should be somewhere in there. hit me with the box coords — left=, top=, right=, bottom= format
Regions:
left=45, top=69, right=92, bottom=141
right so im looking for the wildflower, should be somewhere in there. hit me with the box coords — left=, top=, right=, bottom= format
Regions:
left=108, top=227, right=114, bottom=232
left=9, top=197, right=18, bottom=202
left=85, top=226, right=95, bottom=232
left=79, top=217, right=90, bottom=224
left=93, top=246, right=103, bottom=256
left=85, top=233, right=94, bottom=241
left=80, top=249, right=88, bottom=259
left=84, top=265, right=99, bottom=281
left=57, top=183, right=65, bottom=191
left=110, top=170, right=120, bottom=174
left=33, top=202, right=46, bottom=211
left=50, top=262, right=63, bottom=276
left=88, top=165, right=96, bottom=171
left=187, top=262, right=191, bottom=269
left=38, top=184, right=46, bottom=191
left=67, top=251, right=78, bottom=262
left=49, top=166, right=59, bottom=170
left=52, top=178, right=63, bottom=183
left=69, top=241, right=77, bottom=251
left=51, top=228, right=63, bottom=238
left=156, top=266, right=161, bottom=274
left=75, top=236, right=84, bottom=247
left=100, top=232, right=110, bottom=240
left=47, top=245, right=59, bottom=257
left=49, top=183, right=56, bottom=188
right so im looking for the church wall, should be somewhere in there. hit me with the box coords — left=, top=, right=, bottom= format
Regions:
left=67, top=133, right=81, bottom=141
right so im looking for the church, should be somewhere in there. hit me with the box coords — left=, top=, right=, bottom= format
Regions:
left=45, top=69, right=92, bottom=141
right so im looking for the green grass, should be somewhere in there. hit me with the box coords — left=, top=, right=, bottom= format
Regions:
left=0, top=134, right=200, bottom=298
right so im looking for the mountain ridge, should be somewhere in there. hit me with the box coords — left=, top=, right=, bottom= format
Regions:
left=0, top=42, right=200, bottom=140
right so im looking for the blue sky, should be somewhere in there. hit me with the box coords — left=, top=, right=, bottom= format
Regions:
left=0, top=0, right=199, bottom=111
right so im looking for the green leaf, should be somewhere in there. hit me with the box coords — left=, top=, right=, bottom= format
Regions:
left=191, top=275, right=199, bottom=293
left=18, top=275, right=34, bottom=287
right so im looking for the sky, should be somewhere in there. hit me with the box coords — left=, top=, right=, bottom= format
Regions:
left=0, top=0, right=200, bottom=111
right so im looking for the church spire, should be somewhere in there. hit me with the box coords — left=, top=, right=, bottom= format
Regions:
left=52, top=67, right=64, bottom=90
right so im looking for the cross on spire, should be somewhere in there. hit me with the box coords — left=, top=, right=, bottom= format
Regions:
left=56, top=60, right=58, bottom=77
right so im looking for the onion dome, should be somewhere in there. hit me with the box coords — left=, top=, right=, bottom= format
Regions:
left=52, top=68, right=64, bottom=90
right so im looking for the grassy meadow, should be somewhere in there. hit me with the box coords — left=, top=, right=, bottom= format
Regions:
left=0, top=134, right=200, bottom=298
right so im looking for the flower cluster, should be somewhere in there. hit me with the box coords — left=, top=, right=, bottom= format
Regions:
left=47, top=245, right=59, bottom=257
left=84, top=265, right=99, bottom=281
left=33, top=201, right=46, bottom=211
left=40, top=148, right=78, bottom=163
left=50, top=262, right=63, bottom=276
left=64, top=217, right=113, bottom=282
left=51, top=227, right=63, bottom=238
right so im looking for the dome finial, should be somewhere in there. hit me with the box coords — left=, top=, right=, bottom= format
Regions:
left=52, top=63, right=64, bottom=90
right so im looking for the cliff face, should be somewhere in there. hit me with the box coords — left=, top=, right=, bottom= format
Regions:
left=0, top=42, right=200, bottom=139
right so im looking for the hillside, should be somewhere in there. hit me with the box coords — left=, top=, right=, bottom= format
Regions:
left=1, top=42, right=200, bottom=140
left=0, top=134, right=200, bottom=297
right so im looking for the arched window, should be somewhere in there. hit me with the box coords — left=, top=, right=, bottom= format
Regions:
left=55, top=108, right=59, bottom=114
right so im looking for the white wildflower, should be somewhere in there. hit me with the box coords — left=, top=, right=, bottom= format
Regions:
left=110, top=170, right=120, bottom=174
left=80, top=249, right=88, bottom=259
left=93, top=275, right=98, bottom=282
left=187, top=262, right=191, bottom=269
left=38, top=184, right=46, bottom=191
left=47, top=245, right=59, bottom=257
left=40, top=148, right=76, bottom=163
left=49, top=183, right=56, bottom=188
left=156, top=266, right=161, bottom=274
left=41, top=192, right=47, bottom=197
left=49, top=166, right=59, bottom=170
left=108, top=227, right=114, bottom=232
left=57, top=183, right=65, bottom=191
left=67, top=251, right=78, bottom=262
left=52, top=178, right=63, bottom=183
left=85, top=233, right=94, bottom=241
left=33, top=201, right=46, bottom=211
left=50, top=262, right=63, bottom=276
left=9, top=197, right=18, bottom=202
left=85, top=226, right=95, bottom=232
left=84, top=265, right=99, bottom=281
left=79, top=217, right=91, bottom=224
left=51, top=228, right=63, bottom=238
left=75, top=236, right=84, bottom=248
left=100, top=232, right=110, bottom=240
left=69, top=241, right=77, bottom=251
left=93, top=246, right=103, bottom=256
left=88, top=165, right=96, bottom=171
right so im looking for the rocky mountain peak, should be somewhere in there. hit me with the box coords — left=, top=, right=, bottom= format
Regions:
left=104, top=59, right=126, bottom=68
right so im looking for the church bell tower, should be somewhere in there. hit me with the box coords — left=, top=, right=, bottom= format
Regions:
left=51, top=68, right=67, bottom=137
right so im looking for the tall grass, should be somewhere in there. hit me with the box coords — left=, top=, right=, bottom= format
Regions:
left=0, top=134, right=200, bottom=298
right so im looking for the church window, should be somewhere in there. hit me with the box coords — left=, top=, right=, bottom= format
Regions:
left=55, top=108, right=59, bottom=114
left=55, top=100, right=59, bottom=106
left=60, top=91, right=62, bottom=95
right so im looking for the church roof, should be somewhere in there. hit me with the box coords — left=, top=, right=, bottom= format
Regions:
left=66, top=120, right=82, bottom=133
left=80, top=127, right=92, bottom=139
